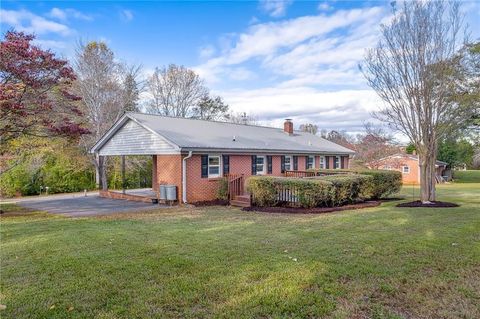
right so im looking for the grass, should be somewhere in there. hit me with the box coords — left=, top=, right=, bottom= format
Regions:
left=453, top=169, right=480, bottom=183
left=1, top=183, right=479, bottom=318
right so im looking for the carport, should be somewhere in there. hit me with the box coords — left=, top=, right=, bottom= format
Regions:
left=89, top=115, right=177, bottom=203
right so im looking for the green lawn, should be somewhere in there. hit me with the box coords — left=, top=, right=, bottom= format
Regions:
left=1, top=184, right=479, bottom=319
left=453, top=169, right=480, bottom=183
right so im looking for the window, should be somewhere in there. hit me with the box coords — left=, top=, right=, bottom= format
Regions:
left=320, top=156, right=326, bottom=169
left=307, top=156, right=315, bottom=169
left=256, top=156, right=265, bottom=174
left=402, top=166, right=410, bottom=174
left=284, top=156, right=292, bottom=171
left=208, top=155, right=221, bottom=178
left=334, top=156, right=341, bottom=169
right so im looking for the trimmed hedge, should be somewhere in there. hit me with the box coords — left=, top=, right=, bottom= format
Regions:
left=246, top=174, right=375, bottom=208
left=246, top=169, right=401, bottom=208
left=309, top=169, right=402, bottom=199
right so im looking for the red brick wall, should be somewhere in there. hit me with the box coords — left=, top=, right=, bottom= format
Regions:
left=298, top=156, right=306, bottom=170
left=154, top=154, right=183, bottom=201
left=186, top=154, right=282, bottom=202
left=99, top=190, right=155, bottom=203
left=377, top=156, right=420, bottom=184
left=154, top=153, right=351, bottom=203
left=342, top=156, right=350, bottom=169
left=185, top=155, right=222, bottom=202
left=329, top=156, right=335, bottom=169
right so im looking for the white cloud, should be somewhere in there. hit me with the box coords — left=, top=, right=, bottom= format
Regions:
left=195, top=6, right=386, bottom=84
left=120, top=9, right=134, bottom=22
left=218, top=86, right=383, bottom=132
left=259, top=0, right=293, bottom=18
left=48, top=8, right=93, bottom=21
left=194, top=5, right=391, bottom=133
left=318, top=2, right=333, bottom=12
left=0, top=9, right=73, bottom=36
left=199, top=45, right=216, bottom=59
left=49, top=8, right=67, bottom=20
left=33, top=39, right=68, bottom=50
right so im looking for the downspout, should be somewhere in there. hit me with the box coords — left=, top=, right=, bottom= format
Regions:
left=182, top=151, right=193, bottom=204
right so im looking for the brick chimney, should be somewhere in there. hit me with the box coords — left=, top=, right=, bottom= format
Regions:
left=284, top=119, right=293, bottom=135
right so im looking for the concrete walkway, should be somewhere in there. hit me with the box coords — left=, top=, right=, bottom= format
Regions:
left=5, top=191, right=165, bottom=217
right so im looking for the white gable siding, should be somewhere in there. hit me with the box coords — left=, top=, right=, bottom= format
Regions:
left=98, top=120, right=177, bottom=155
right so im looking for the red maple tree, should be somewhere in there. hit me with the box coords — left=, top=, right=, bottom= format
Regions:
left=0, top=31, right=89, bottom=144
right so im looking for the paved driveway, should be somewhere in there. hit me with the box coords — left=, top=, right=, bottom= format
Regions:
left=12, top=192, right=162, bottom=217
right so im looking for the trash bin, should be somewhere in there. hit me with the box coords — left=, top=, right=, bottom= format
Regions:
left=165, top=185, right=177, bottom=201
left=159, top=185, right=167, bottom=200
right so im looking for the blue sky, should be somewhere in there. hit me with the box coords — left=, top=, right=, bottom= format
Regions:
left=1, top=0, right=479, bottom=136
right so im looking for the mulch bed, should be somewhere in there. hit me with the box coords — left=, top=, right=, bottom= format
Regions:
left=242, top=201, right=381, bottom=214
left=396, top=200, right=459, bottom=208
left=191, top=199, right=229, bottom=207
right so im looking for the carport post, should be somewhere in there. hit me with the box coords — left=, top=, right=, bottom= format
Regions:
left=122, top=155, right=126, bottom=194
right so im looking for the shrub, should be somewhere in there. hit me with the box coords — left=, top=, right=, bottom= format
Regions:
left=217, top=177, right=229, bottom=200
left=245, top=176, right=278, bottom=206
left=353, top=169, right=402, bottom=199
left=246, top=174, right=375, bottom=208
left=316, top=174, right=374, bottom=205
left=309, top=168, right=402, bottom=199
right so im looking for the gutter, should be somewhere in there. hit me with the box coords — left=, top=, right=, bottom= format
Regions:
left=182, top=151, right=193, bottom=204
left=180, top=148, right=354, bottom=156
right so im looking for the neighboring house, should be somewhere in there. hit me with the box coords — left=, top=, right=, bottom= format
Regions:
left=91, top=113, right=355, bottom=203
left=375, top=153, right=449, bottom=184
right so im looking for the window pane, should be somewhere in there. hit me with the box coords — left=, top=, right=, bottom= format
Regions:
left=308, top=156, right=314, bottom=169
left=256, top=164, right=264, bottom=172
left=209, top=166, right=219, bottom=175
left=209, top=156, right=220, bottom=165
left=256, top=157, right=264, bottom=164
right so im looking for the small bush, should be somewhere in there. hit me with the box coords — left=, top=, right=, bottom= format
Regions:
left=246, top=174, right=375, bottom=208
left=217, top=177, right=229, bottom=200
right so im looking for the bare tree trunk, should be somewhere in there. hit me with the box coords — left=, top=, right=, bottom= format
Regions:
left=419, top=151, right=436, bottom=203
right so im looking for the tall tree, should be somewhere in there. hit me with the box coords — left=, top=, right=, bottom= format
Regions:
left=355, top=123, right=399, bottom=168
left=299, top=123, right=318, bottom=135
left=147, top=64, right=207, bottom=117
left=225, top=112, right=258, bottom=125
left=74, top=41, right=137, bottom=189
left=325, top=130, right=355, bottom=149
left=121, top=65, right=143, bottom=112
left=0, top=31, right=87, bottom=145
left=437, top=137, right=474, bottom=169
left=192, top=95, right=229, bottom=120
left=362, top=1, right=472, bottom=203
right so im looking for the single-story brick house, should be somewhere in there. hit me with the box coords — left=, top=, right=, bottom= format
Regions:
left=91, top=113, right=355, bottom=203
left=375, top=153, right=449, bottom=184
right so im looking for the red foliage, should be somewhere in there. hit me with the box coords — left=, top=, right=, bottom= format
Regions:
left=0, top=31, right=89, bottom=142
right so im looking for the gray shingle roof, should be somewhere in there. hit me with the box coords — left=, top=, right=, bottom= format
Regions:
left=127, top=112, right=354, bottom=154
